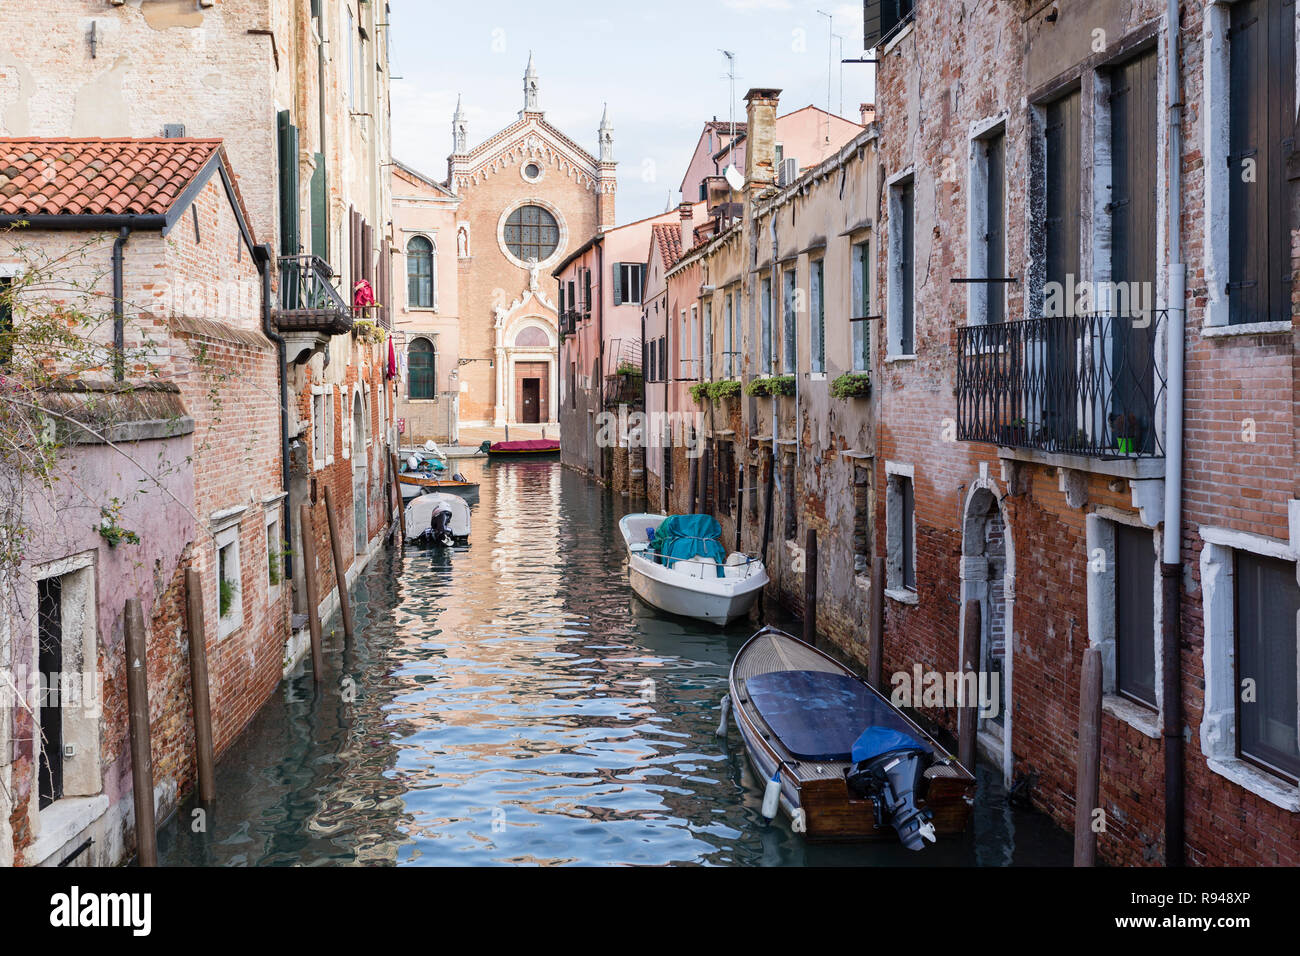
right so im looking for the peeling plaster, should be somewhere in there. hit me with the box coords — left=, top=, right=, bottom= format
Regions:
left=72, top=56, right=132, bottom=137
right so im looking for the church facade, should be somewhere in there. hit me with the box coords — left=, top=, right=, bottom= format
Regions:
left=393, top=57, right=615, bottom=439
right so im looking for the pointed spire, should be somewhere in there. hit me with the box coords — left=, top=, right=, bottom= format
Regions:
left=523, top=52, right=540, bottom=113
left=599, top=103, right=614, bottom=163
left=452, top=94, right=468, bottom=153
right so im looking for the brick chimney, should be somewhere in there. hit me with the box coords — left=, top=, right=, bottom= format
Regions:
left=678, top=202, right=694, bottom=255
left=743, top=88, right=782, bottom=196
left=860, top=102, right=876, bottom=126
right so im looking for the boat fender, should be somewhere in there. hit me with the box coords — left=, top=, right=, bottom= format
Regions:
left=716, top=695, right=730, bottom=738
left=761, top=768, right=782, bottom=820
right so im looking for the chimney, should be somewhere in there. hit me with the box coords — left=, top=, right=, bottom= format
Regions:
left=860, top=102, right=876, bottom=126
left=678, top=202, right=695, bottom=255
left=743, top=87, right=782, bottom=195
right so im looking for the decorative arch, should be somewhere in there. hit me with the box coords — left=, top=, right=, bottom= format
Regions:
left=960, top=475, right=1016, bottom=786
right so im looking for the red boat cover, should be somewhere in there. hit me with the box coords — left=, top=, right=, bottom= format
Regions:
left=491, top=439, right=560, bottom=453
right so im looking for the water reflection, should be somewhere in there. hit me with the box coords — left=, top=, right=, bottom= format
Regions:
left=157, top=459, right=1070, bottom=866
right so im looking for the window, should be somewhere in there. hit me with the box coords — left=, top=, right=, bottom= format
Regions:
left=347, top=9, right=356, bottom=109
left=810, top=258, right=825, bottom=374
left=1115, top=523, right=1157, bottom=709
left=523, top=162, right=542, bottom=181
left=716, top=442, right=736, bottom=514
left=406, top=236, right=434, bottom=309
left=504, top=205, right=559, bottom=263
left=703, top=300, right=714, bottom=380
left=36, top=575, right=63, bottom=809
left=889, top=178, right=915, bottom=355
left=782, top=267, right=797, bottom=375
left=728, top=290, right=738, bottom=378
left=722, top=292, right=733, bottom=378
left=216, top=526, right=243, bottom=640
left=852, top=464, right=872, bottom=576
left=982, top=130, right=1007, bottom=324
left=864, top=0, right=915, bottom=48
left=782, top=452, right=796, bottom=541
left=312, top=390, right=327, bottom=466
left=851, top=240, right=870, bottom=371
left=680, top=310, right=690, bottom=379
left=658, top=336, right=666, bottom=382
left=886, top=465, right=916, bottom=596
left=648, top=338, right=657, bottom=383
left=1044, top=90, right=1081, bottom=316
left=408, top=337, right=436, bottom=400
left=689, top=305, right=699, bottom=379
left=266, top=511, right=283, bottom=592
left=1235, top=551, right=1300, bottom=781
left=615, top=263, right=644, bottom=305
left=761, top=275, right=773, bottom=374
left=583, top=267, right=593, bottom=314
left=1227, top=0, right=1295, bottom=325
left=0, top=275, right=12, bottom=365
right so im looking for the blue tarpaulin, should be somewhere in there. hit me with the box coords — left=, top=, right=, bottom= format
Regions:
left=745, top=670, right=932, bottom=762
left=851, top=726, right=927, bottom=765
left=651, top=514, right=727, bottom=578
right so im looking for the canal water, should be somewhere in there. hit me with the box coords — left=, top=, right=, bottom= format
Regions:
left=157, top=458, right=1071, bottom=866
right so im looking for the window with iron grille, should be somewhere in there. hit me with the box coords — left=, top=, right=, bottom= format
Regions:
left=1228, top=0, right=1296, bottom=325
left=504, top=205, right=560, bottom=262
left=1234, top=550, right=1300, bottom=781
left=406, top=236, right=434, bottom=308
left=407, top=337, right=437, bottom=400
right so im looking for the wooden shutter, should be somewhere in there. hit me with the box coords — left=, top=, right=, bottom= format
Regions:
left=310, top=154, right=328, bottom=259
left=985, top=132, right=1006, bottom=324
left=1115, top=524, right=1156, bottom=708
left=277, top=111, right=299, bottom=256
left=1045, top=89, right=1081, bottom=304
left=899, top=182, right=914, bottom=354
left=612, top=263, right=623, bottom=305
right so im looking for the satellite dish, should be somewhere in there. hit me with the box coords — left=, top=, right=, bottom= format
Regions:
left=724, top=164, right=745, bottom=192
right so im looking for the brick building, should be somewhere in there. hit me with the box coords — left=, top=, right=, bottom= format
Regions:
left=0, top=0, right=402, bottom=866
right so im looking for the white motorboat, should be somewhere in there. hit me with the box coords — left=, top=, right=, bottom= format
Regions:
left=619, top=513, right=768, bottom=626
left=405, top=493, right=471, bottom=547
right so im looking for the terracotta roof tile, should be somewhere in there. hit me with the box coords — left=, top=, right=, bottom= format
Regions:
left=0, top=137, right=223, bottom=219
left=652, top=222, right=683, bottom=268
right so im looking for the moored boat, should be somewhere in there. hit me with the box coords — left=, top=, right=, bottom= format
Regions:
left=619, top=513, right=767, bottom=626
left=404, top=493, right=471, bottom=547
left=725, top=627, right=975, bottom=848
left=480, top=438, right=560, bottom=457
left=397, top=472, right=480, bottom=502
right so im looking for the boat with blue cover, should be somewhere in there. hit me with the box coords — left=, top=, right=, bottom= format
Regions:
left=724, top=627, right=975, bottom=847
left=619, top=513, right=768, bottom=626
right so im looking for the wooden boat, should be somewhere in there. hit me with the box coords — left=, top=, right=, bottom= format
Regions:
left=404, top=493, right=471, bottom=547
left=397, top=472, right=479, bottom=501
left=480, top=438, right=560, bottom=457
left=727, top=627, right=974, bottom=847
left=619, top=513, right=767, bottom=626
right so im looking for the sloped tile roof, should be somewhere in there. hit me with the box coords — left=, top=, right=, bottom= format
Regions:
left=0, top=138, right=223, bottom=218
left=652, top=222, right=683, bottom=267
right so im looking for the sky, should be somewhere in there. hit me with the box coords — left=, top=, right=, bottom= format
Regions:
left=388, top=0, right=877, bottom=224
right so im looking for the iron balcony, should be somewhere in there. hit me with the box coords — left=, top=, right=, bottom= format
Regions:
left=273, top=255, right=353, bottom=336
left=956, top=309, right=1167, bottom=459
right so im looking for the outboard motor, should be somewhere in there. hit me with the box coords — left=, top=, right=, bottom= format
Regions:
left=416, top=506, right=455, bottom=548
left=844, top=727, right=937, bottom=851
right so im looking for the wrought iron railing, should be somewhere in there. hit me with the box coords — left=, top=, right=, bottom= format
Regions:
left=274, top=255, right=353, bottom=336
left=956, top=310, right=1167, bottom=459
left=558, top=309, right=580, bottom=336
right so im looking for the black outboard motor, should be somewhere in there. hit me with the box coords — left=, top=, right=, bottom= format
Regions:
left=415, top=506, right=455, bottom=548
left=845, top=727, right=937, bottom=851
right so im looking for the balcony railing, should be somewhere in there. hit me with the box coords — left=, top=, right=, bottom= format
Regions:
left=274, top=255, right=353, bottom=336
left=558, top=310, right=580, bottom=336
left=956, top=310, right=1167, bottom=459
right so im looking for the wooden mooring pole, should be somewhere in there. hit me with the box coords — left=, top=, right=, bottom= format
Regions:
left=124, top=599, right=157, bottom=866
left=299, top=502, right=325, bottom=682
left=802, top=528, right=818, bottom=646
left=322, top=484, right=356, bottom=643
left=958, top=599, right=980, bottom=772
left=389, top=451, right=407, bottom=544
left=1074, top=645, right=1103, bottom=867
left=183, top=570, right=216, bottom=804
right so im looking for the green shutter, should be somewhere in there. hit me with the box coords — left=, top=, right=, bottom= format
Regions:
left=310, top=153, right=328, bottom=259
left=277, top=111, right=300, bottom=256
left=612, top=263, right=623, bottom=305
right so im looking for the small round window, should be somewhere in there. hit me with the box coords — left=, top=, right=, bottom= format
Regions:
left=503, top=204, right=559, bottom=262
left=522, top=162, right=542, bottom=182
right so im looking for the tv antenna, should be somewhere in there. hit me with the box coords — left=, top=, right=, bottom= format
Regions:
left=719, top=50, right=744, bottom=191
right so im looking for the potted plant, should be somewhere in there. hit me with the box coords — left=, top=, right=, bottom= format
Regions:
left=708, top=379, right=742, bottom=403
left=998, top=417, right=1030, bottom=446
left=1110, top=411, right=1141, bottom=454
left=830, top=372, right=872, bottom=400
left=744, top=377, right=773, bottom=398
left=689, top=382, right=710, bottom=404
left=769, top=375, right=797, bottom=397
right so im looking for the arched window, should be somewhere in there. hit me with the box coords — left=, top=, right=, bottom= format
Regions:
left=515, top=326, right=549, bottom=348
left=408, top=337, right=437, bottom=400
left=503, top=205, right=559, bottom=262
left=407, top=236, right=434, bottom=309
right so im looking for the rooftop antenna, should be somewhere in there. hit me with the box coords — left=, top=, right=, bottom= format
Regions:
left=817, top=10, right=834, bottom=141
left=833, top=33, right=845, bottom=116
left=719, top=50, right=744, bottom=192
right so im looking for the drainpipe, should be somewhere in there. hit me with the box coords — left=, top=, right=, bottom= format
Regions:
left=111, top=225, right=132, bottom=382
left=1160, top=0, right=1186, bottom=868
left=256, top=243, right=294, bottom=583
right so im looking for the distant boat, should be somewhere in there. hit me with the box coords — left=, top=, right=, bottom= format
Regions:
left=619, top=513, right=767, bottom=626
left=404, top=493, right=471, bottom=548
left=397, top=472, right=479, bottom=502
left=480, top=438, right=560, bottom=457
left=726, top=627, right=975, bottom=848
